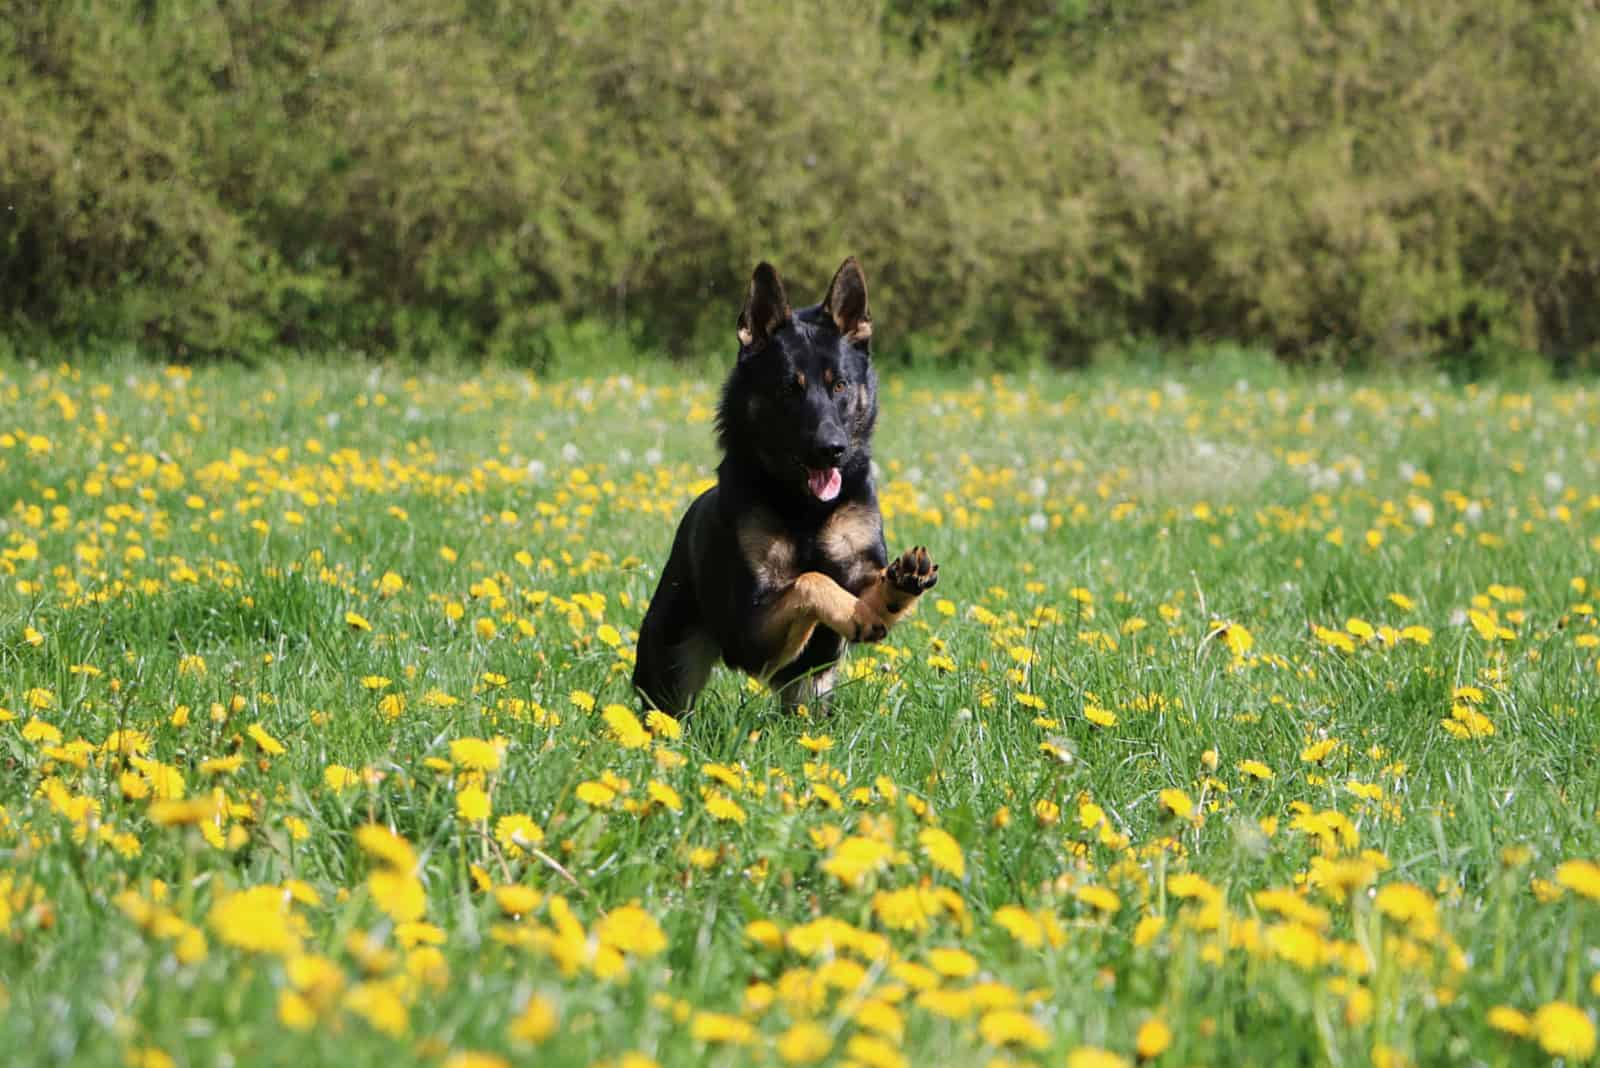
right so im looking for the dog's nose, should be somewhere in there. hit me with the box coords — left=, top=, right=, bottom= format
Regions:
left=812, top=440, right=846, bottom=467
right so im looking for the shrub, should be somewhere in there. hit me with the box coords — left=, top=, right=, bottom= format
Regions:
left=1, top=0, right=1596, bottom=368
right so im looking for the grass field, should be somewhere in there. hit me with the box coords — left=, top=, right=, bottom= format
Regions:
left=2, top=353, right=1599, bottom=1067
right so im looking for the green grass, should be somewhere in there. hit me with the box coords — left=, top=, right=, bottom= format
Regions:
left=1, top=352, right=1598, bottom=1068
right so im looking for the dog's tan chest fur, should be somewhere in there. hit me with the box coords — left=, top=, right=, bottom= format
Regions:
left=818, top=502, right=883, bottom=590
left=737, top=509, right=799, bottom=592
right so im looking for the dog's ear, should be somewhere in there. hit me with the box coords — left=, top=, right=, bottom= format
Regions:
left=822, top=256, right=871, bottom=349
left=737, top=262, right=792, bottom=355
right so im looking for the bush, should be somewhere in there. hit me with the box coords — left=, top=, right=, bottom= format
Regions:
left=1, top=0, right=1597, bottom=368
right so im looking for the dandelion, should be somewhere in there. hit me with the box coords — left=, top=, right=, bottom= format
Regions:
left=646, top=780, right=683, bottom=812
left=1533, top=1001, right=1596, bottom=1059
left=509, top=994, right=558, bottom=1043
left=209, top=886, right=300, bottom=956
left=355, top=824, right=418, bottom=872
left=798, top=733, right=834, bottom=753
left=692, top=1011, right=754, bottom=1045
left=980, top=1010, right=1049, bottom=1050
left=1074, top=884, right=1122, bottom=915
left=1238, top=759, right=1274, bottom=781
left=456, top=785, right=491, bottom=822
left=822, top=837, right=893, bottom=887
left=918, top=827, right=965, bottom=879
left=645, top=711, right=682, bottom=739
left=247, top=723, right=286, bottom=756
left=442, top=738, right=499, bottom=773
left=777, top=1021, right=831, bottom=1065
left=576, top=781, right=618, bottom=807
left=1136, top=1017, right=1173, bottom=1060
left=345, top=611, right=372, bottom=632
left=1158, top=788, right=1195, bottom=820
left=1487, top=1006, right=1531, bottom=1037
left=602, top=704, right=651, bottom=749
left=1067, top=1048, right=1132, bottom=1068
left=596, top=905, right=667, bottom=957
left=1084, top=704, right=1118, bottom=728
left=1554, top=859, right=1600, bottom=900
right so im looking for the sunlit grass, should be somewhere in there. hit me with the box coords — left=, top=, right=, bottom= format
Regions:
left=1, top=354, right=1598, bottom=1067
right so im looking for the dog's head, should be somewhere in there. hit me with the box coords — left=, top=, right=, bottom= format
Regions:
left=717, top=257, right=879, bottom=504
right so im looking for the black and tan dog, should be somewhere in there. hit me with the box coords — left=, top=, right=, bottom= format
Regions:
left=633, top=257, right=938, bottom=715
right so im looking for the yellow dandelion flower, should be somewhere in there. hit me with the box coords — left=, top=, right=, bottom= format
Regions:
left=602, top=704, right=651, bottom=749
left=704, top=791, right=746, bottom=824
left=918, top=827, right=965, bottom=879
left=345, top=980, right=408, bottom=1037
left=1533, top=1001, right=1596, bottom=1059
left=493, top=884, right=542, bottom=916
left=368, top=870, right=426, bottom=923
left=992, top=908, right=1043, bottom=946
left=1554, top=859, right=1600, bottom=900
left=495, top=814, right=545, bottom=855
left=822, top=836, right=893, bottom=887
left=777, top=1021, right=831, bottom=1065
left=844, top=1034, right=906, bottom=1068
left=798, top=733, right=834, bottom=753
left=646, top=779, right=683, bottom=813
left=576, top=781, right=618, bottom=807
left=509, top=994, right=558, bottom=1043
left=209, top=885, right=300, bottom=956
left=442, top=1053, right=509, bottom=1068
left=1084, top=705, right=1118, bottom=728
left=1136, top=1017, right=1173, bottom=1059
left=456, top=785, right=491, bottom=822
left=1074, top=884, right=1121, bottom=915
left=450, top=737, right=503, bottom=772
left=645, top=710, right=682, bottom=739
left=247, top=722, right=286, bottom=756
left=1239, top=759, right=1274, bottom=781
left=1158, top=788, right=1194, bottom=820
left=597, top=905, right=667, bottom=957
left=691, top=1011, right=754, bottom=1045
left=199, top=754, right=245, bottom=776
left=345, top=611, right=372, bottom=632
left=355, top=824, right=418, bottom=872
left=1486, top=1006, right=1531, bottom=1037
left=927, top=946, right=979, bottom=979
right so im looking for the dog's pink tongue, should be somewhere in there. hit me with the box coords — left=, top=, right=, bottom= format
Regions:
left=808, top=467, right=842, bottom=501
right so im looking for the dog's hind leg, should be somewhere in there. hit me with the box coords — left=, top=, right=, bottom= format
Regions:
left=633, top=547, right=716, bottom=716
left=634, top=626, right=717, bottom=717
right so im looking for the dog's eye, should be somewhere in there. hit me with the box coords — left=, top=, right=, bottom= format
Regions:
left=832, top=380, right=847, bottom=395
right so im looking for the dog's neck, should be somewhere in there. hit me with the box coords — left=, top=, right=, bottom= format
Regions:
left=717, top=450, right=873, bottom=526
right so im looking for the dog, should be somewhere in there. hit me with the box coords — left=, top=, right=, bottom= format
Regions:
left=633, top=256, right=939, bottom=716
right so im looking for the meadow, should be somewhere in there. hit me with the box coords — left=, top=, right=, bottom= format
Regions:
left=1, top=352, right=1599, bottom=1067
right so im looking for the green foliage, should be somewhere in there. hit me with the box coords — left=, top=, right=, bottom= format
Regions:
left=2, top=0, right=1598, bottom=367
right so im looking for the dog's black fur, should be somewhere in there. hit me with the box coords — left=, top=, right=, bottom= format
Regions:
left=633, top=257, right=938, bottom=715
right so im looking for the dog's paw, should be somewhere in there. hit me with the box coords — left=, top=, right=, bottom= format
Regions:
left=886, top=546, right=939, bottom=599
left=850, top=599, right=889, bottom=643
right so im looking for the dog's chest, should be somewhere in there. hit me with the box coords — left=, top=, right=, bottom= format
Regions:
left=738, top=502, right=882, bottom=595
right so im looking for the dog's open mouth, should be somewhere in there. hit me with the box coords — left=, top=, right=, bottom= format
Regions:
left=806, top=466, right=842, bottom=502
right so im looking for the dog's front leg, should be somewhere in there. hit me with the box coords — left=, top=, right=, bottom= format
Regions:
left=756, top=571, right=886, bottom=680
left=855, top=546, right=939, bottom=635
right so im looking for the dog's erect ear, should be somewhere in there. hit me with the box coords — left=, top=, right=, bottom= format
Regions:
left=822, top=256, right=871, bottom=348
left=737, top=262, right=792, bottom=354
